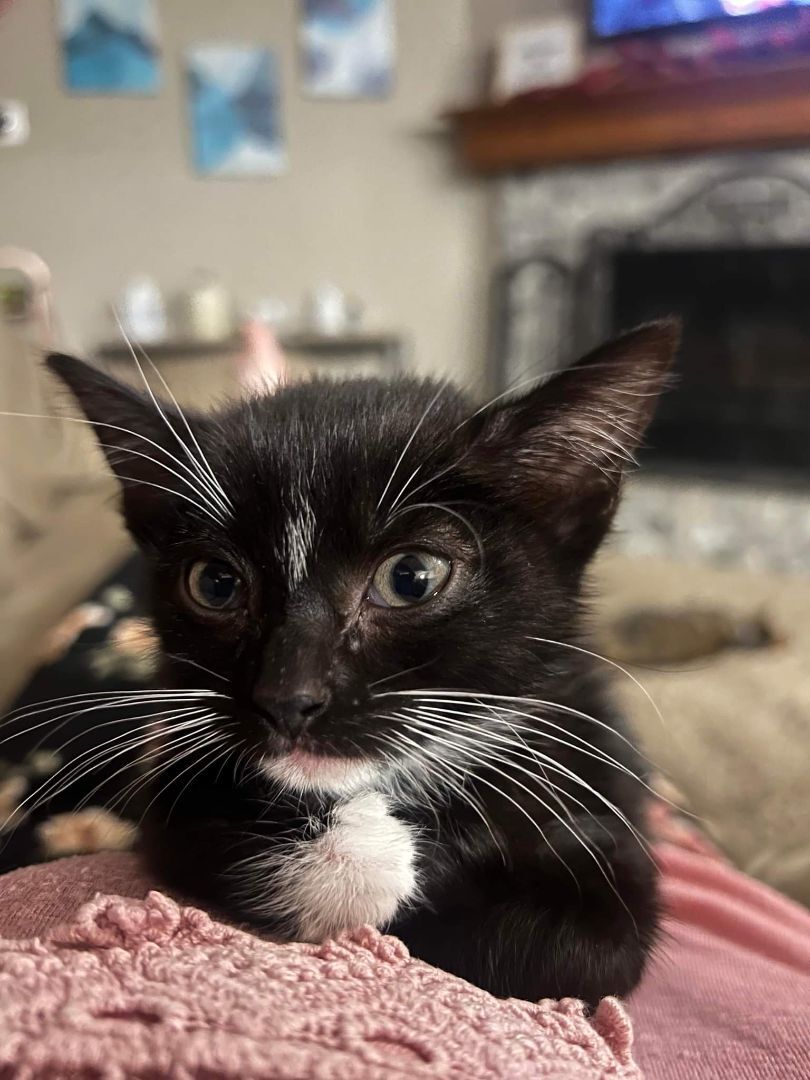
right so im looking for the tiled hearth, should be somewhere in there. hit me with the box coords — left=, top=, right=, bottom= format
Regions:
left=614, top=475, right=810, bottom=575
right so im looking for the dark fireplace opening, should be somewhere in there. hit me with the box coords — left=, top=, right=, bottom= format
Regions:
left=609, top=246, right=810, bottom=483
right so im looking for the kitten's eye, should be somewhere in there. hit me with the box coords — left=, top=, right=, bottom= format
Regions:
left=185, top=559, right=242, bottom=611
left=368, top=551, right=451, bottom=609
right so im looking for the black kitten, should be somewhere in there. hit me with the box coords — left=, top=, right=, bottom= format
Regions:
left=48, top=320, right=677, bottom=1004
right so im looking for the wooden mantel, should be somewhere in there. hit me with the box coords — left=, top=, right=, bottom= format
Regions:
left=449, top=61, right=810, bottom=174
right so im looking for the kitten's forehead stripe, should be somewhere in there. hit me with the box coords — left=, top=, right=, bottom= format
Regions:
left=283, top=486, right=317, bottom=589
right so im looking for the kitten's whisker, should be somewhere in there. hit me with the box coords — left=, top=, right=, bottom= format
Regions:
left=386, top=463, right=423, bottom=518
left=108, top=466, right=224, bottom=525
left=163, top=653, right=229, bottom=684
left=1, top=692, right=220, bottom=747
left=367, top=660, right=435, bottom=690
left=213, top=737, right=239, bottom=783
left=2, top=687, right=221, bottom=727
left=134, top=336, right=233, bottom=512
left=378, top=687, right=650, bottom=764
left=114, top=314, right=232, bottom=516
left=450, top=359, right=647, bottom=439
left=403, top=707, right=587, bottom=826
left=390, top=445, right=476, bottom=517
left=405, top=699, right=653, bottom=794
left=406, top=713, right=621, bottom=873
left=25, top=708, right=210, bottom=784
left=526, top=636, right=666, bottom=729
left=165, top=738, right=235, bottom=823
left=114, top=720, right=232, bottom=823
left=398, top=721, right=584, bottom=895
left=71, top=727, right=224, bottom=831
left=376, top=729, right=508, bottom=864
left=229, top=745, right=252, bottom=787
left=18, top=712, right=213, bottom=813
left=451, top=372, right=549, bottom=434
left=404, top=721, right=640, bottom=923
left=0, top=410, right=227, bottom=522
left=390, top=502, right=485, bottom=567
left=372, top=721, right=453, bottom=835
left=376, top=384, right=446, bottom=513
left=141, top=731, right=231, bottom=823
left=405, top=711, right=608, bottom=858
left=110, top=748, right=185, bottom=819
left=410, top=695, right=683, bottom=824
left=5, top=701, right=195, bottom=767
left=0, top=712, right=214, bottom=839
left=408, top=709, right=650, bottom=861
left=73, top=718, right=220, bottom=815
left=24, top=704, right=207, bottom=766
left=490, top=708, right=588, bottom=834
left=434, top=717, right=613, bottom=859
left=99, top=441, right=228, bottom=521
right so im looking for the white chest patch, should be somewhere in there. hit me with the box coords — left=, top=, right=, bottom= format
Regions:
left=261, top=792, right=418, bottom=942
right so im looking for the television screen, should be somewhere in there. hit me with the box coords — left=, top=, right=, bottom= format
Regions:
left=591, top=1, right=810, bottom=40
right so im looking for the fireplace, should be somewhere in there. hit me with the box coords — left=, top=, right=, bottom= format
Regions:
left=494, top=161, right=810, bottom=570
left=496, top=170, right=810, bottom=480
left=611, top=245, right=810, bottom=479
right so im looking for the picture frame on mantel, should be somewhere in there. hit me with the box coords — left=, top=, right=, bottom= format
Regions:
left=492, top=16, right=584, bottom=101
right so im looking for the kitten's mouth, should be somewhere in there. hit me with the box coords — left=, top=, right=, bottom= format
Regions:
left=260, top=747, right=379, bottom=796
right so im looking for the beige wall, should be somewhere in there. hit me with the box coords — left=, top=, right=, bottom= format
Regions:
left=0, top=0, right=488, bottom=382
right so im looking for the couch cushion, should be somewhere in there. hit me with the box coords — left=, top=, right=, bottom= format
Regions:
left=594, top=553, right=810, bottom=906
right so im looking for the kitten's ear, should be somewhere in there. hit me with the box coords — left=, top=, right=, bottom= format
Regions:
left=469, top=320, right=679, bottom=561
left=46, top=352, right=201, bottom=534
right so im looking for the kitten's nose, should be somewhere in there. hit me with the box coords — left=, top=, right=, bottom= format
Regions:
left=254, top=689, right=330, bottom=740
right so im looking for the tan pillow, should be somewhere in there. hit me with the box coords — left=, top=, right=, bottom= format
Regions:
left=593, top=553, right=810, bottom=907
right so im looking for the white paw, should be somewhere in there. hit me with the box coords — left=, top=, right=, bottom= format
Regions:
left=274, top=792, right=418, bottom=941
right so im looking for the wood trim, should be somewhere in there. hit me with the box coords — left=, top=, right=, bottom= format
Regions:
left=449, top=62, right=810, bottom=173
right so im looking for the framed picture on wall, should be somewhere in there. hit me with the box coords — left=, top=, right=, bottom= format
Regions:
left=185, top=45, right=287, bottom=178
left=300, top=0, right=395, bottom=99
left=57, top=0, right=161, bottom=95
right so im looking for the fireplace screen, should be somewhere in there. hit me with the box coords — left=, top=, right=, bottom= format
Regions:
left=610, top=245, right=810, bottom=479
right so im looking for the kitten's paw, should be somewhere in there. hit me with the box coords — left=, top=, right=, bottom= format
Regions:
left=278, top=791, right=418, bottom=942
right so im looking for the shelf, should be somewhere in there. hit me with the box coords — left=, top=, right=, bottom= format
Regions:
left=448, top=60, right=810, bottom=173
left=96, top=331, right=403, bottom=362
left=97, top=337, right=240, bottom=361
left=280, top=332, right=402, bottom=355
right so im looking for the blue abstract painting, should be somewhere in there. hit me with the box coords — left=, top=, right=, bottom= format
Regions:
left=59, top=0, right=160, bottom=95
left=185, top=46, right=287, bottom=178
left=301, top=0, right=395, bottom=99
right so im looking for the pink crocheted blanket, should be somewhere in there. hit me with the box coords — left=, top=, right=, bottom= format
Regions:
left=1, top=842, right=810, bottom=1078
left=0, top=860, right=637, bottom=1080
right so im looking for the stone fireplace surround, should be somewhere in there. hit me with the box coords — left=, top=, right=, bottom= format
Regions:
left=495, top=151, right=810, bottom=574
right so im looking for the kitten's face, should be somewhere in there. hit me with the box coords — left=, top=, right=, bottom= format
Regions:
left=49, top=323, right=677, bottom=796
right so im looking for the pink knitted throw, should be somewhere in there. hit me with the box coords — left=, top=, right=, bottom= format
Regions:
left=2, top=842, right=810, bottom=1078
left=0, top=868, right=637, bottom=1079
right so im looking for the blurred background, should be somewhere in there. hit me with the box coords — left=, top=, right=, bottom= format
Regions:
left=1, top=0, right=809, bottom=906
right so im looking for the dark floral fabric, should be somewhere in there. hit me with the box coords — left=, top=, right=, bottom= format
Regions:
left=0, top=556, right=155, bottom=873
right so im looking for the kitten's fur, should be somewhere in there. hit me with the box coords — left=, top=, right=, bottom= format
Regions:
left=48, top=320, right=678, bottom=1003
